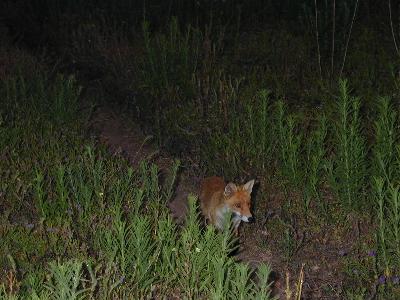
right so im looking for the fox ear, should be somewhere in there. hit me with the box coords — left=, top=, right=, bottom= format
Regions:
left=224, top=183, right=237, bottom=197
left=243, top=179, right=255, bottom=193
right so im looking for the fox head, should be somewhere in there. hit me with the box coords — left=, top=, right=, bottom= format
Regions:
left=223, top=179, right=255, bottom=223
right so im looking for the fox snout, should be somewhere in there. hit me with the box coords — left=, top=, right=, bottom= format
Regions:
left=241, top=215, right=255, bottom=223
left=232, top=211, right=255, bottom=223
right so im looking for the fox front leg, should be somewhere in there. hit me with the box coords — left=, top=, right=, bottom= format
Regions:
left=233, top=223, right=240, bottom=236
left=232, top=216, right=242, bottom=236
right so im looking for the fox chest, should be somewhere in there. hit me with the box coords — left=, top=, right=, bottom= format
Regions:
left=213, top=205, right=241, bottom=230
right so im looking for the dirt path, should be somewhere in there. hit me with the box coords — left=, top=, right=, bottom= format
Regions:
left=89, top=104, right=353, bottom=299
left=89, top=105, right=197, bottom=224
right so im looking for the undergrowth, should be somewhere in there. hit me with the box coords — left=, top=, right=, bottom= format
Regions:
left=2, top=1, right=400, bottom=298
left=0, top=51, right=274, bottom=299
left=135, top=19, right=400, bottom=298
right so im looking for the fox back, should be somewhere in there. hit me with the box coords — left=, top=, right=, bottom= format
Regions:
left=199, top=176, right=255, bottom=234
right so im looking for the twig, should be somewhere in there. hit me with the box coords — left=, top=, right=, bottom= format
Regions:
left=296, top=263, right=305, bottom=300
left=389, top=0, right=400, bottom=57
left=314, top=0, right=322, bottom=79
left=331, top=0, right=336, bottom=76
left=285, top=270, right=292, bottom=300
left=339, top=0, right=359, bottom=78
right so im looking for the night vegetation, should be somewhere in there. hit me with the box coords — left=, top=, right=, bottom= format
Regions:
left=1, top=0, right=400, bottom=298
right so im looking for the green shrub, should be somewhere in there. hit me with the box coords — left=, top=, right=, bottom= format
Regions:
left=140, top=17, right=201, bottom=150
left=303, top=114, right=328, bottom=214
left=372, top=97, right=398, bottom=185
left=275, top=100, right=303, bottom=190
left=329, top=79, right=367, bottom=211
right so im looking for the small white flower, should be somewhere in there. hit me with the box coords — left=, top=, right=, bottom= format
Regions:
left=195, top=247, right=201, bottom=253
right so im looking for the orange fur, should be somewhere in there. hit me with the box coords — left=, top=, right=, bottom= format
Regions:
left=199, top=176, right=255, bottom=235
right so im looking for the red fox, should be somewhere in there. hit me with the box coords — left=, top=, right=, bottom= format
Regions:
left=199, top=176, right=255, bottom=235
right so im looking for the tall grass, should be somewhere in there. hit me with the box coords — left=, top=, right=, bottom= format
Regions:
left=373, top=178, right=400, bottom=295
left=329, top=79, right=367, bottom=211
left=303, top=114, right=328, bottom=214
left=372, top=97, right=398, bottom=184
left=3, top=8, right=400, bottom=297
left=141, top=17, right=202, bottom=149
left=2, top=73, right=81, bottom=125
left=275, top=100, right=303, bottom=190
left=0, top=60, right=274, bottom=299
left=245, top=90, right=274, bottom=173
left=372, top=96, right=400, bottom=296
left=44, top=260, right=90, bottom=300
left=201, top=87, right=275, bottom=179
left=199, top=74, right=244, bottom=179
